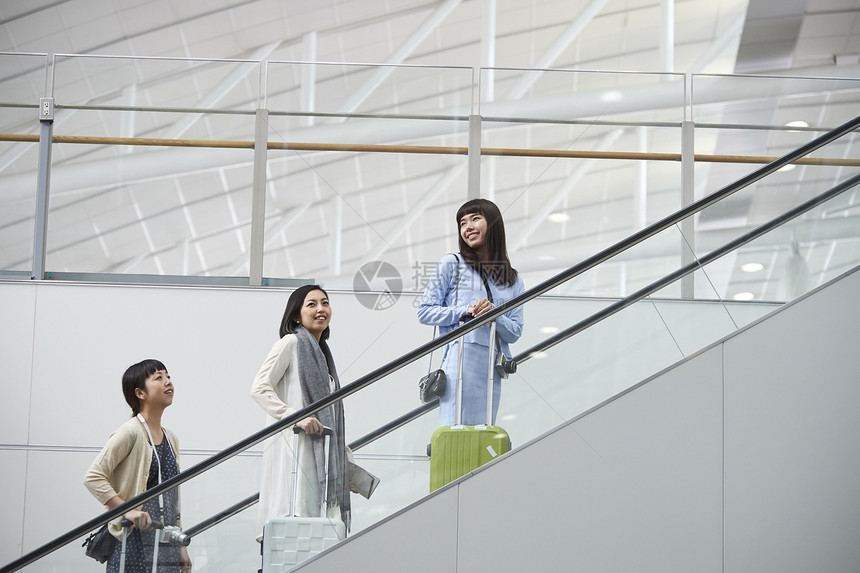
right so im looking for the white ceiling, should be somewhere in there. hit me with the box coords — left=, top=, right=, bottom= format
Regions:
left=1, top=0, right=859, bottom=301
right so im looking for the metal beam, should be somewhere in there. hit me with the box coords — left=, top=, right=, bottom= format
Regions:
left=690, top=13, right=746, bottom=74
left=505, top=0, right=609, bottom=100
left=300, top=32, right=318, bottom=128
left=337, top=0, right=462, bottom=116
left=661, top=0, right=674, bottom=73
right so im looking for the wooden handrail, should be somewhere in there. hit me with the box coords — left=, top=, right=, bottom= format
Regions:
left=1, top=132, right=858, bottom=166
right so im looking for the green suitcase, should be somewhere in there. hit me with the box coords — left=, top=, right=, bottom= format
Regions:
left=429, top=319, right=511, bottom=492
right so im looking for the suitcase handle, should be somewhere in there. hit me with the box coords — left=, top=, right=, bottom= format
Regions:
left=454, top=315, right=497, bottom=427
left=293, top=425, right=333, bottom=436
left=290, top=425, right=333, bottom=518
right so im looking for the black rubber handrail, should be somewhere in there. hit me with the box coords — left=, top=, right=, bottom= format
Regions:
left=3, top=114, right=857, bottom=573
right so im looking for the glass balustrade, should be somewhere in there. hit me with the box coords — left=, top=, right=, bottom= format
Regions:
left=261, top=61, right=473, bottom=289
left=0, top=53, right=47, bottom=275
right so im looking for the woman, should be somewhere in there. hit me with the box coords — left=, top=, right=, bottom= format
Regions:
left=250, top=285, right=350, bottom=541
left=84, top=359, right=192, bottom=573
left=418, top=198, right=525, bottom=427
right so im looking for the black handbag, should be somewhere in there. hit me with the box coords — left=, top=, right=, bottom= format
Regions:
left=419, top=325, right=447, bottom=403
left=419, top=366, right=447, bottom=403
left=83, top=523, right=116, bottom=563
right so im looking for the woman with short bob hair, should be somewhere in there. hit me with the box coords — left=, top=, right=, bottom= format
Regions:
left=418, top=198, right=525, bottom=426
left=85, top=359, right=191, bottom=573
left=251, top=284, right=351, bottom=541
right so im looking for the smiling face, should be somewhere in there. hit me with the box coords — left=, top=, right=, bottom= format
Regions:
left=136, top=369, right=174, bottom=411
left=459, top=211, right=488, bottom=255
left=296, top=289, right=332, bottom=341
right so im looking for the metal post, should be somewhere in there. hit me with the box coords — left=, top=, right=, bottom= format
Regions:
left=680, top=119, right=695, bottom=298
left=32, top=97, right=54, bottom=280
left=249, top=108, right=268, bottom=286
left=468, top=113, right=482, bottom=200
left=661, top=0, right=674, bottom=73
left=486, top=321, right=496, bottom=426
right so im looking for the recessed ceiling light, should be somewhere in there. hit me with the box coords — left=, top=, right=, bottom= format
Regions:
left=539, top=326, right=560, bottom=334
left=785, top=120, right=809, bottom=129
left=548, top=212, right=570, bottom=223
left=733, top=292, right=755, bottom=301
left=741, top=262, right=763, bottom=273
left=601, top=90, right=622, bottom=102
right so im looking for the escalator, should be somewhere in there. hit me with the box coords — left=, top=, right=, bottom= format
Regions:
left=2, top=115, right=859, bottom=573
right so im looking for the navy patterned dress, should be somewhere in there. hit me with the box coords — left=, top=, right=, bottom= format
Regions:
left=106, top=440, right=183, bottom=572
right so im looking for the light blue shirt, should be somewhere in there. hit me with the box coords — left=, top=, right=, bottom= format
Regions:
left=417, top=253, right=525, bottom=359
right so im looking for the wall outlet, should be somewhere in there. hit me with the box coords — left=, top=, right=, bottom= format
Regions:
left=40, top=97, right=54, bottom=120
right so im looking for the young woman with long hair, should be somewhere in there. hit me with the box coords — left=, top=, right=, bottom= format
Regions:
left=417, top=198, right=525, bottom=426
left=250, top=285, right=351, bottom=540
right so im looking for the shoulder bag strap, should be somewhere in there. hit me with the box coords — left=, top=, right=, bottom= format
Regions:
left=429, top=254, right=460, bottom=369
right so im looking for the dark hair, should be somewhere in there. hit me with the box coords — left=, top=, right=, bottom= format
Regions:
left=279, top=284, right=331, bottom=341
left=122, top=359, right=168, bottom=417
left=456, top=198, right=518, bottom=287
left=278, top=284, right=336, bottom=376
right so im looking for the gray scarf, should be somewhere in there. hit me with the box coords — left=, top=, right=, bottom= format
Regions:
left=294, top=325, right=350, bottom=532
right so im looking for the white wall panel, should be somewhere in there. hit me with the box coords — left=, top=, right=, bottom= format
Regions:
left=0, top=284, right=36, bottom=445
left=455, top=345, right=724, bottom=573
left=0, top=450, right=27, bottom=566
left=27, top=284, right=283, bottom=449
left=723, top=268, right=860, bottom=573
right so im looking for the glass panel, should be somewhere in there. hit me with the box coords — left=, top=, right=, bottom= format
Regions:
left=43, top=141, right=255, bottom=276
left=481, top=69, right=686, bottom=296
left=689, top=132, right=860, bottom=304
left=40, top=56, right=260, bottom=277
left=0, top=53, right=47, bottom=274
left=690, top=74, right=860, bottom=201
left=52, top=55, right=261, bottom=112
left=266, top=62, right=472, bottom=117
left=262, top=62, right=473, bottom=288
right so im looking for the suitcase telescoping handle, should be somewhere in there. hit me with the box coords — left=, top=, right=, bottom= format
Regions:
left=290, top=425, right=333, bottom=518
left=455, top=315, right=497, bottom=427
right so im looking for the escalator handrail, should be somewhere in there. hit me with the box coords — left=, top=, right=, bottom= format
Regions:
left=3, top=114, right=857, bottom=573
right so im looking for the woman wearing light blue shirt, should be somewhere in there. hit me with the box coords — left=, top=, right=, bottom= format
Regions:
left=417, top=198, right=525, bottom=426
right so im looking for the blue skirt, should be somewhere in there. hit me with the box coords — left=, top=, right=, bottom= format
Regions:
left=438, top=341, right=501, bottom=427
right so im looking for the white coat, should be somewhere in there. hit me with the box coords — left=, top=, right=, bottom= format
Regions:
left=250, top=334, right=340, bottom=540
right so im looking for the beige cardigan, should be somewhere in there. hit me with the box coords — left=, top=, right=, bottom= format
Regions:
left=84, top=416, right=181, bottom=539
